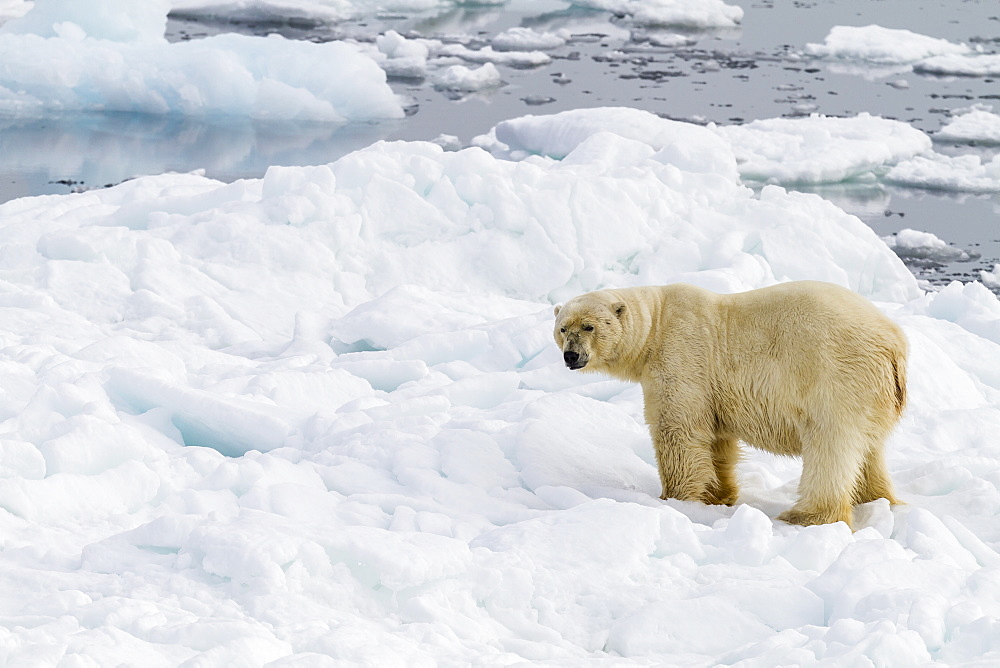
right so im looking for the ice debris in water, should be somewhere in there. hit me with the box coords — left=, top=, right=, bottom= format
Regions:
left=882, top=228, right=979, bottom=265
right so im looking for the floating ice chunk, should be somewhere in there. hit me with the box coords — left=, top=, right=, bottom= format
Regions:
left=376, top=29, right=431, bottom=79
left=433, top=62, right=503, bottom=91
left=168, top=0, right=483, bottom=23
left=0, top=0, right=168, bottom=42
left=492, top=27, right=567, bottom=52
left=568, top=0, right=743, bottom=28
left=647, top=32, right=695, bottom=47
left=886, top=153, right=1000, bottom=193
left=805, top=25, right=970, bottom=64
left=714, top=113, right=932, bottom=183
left=0, top=0, right=29, bottom=23
left=881, top=228, right=978, bottom=264
left=915, top=53, right=1000, bottom=77
left=982, top=265, right=1000, bottom=289
left=487, top=106, right=739, bottom=180
left=437, top=43, right=551, bottom=67
left=936, top=107, right=1000, bottom=145
left=0, top=1, right=404, bottom=121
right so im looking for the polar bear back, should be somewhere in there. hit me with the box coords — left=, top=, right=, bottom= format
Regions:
left=601, top=281, right=907, bottom=457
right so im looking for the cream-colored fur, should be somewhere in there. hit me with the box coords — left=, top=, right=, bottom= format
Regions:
left=553, top=281, right=907, bottom=528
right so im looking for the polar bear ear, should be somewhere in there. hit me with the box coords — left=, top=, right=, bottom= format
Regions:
left=553, top=304, right=562, bottom=317
left=613, top=302, right=627, bottom=318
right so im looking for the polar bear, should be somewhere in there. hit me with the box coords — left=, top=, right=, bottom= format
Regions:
left=553, top=281, right=907, bottom=528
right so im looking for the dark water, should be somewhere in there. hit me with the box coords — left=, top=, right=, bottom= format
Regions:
left=1, top=0, right=997, bottom=286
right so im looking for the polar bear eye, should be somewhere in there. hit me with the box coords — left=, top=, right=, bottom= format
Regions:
left=582, top=324, right=594, bottom=332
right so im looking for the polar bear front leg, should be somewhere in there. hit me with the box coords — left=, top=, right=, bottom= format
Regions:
left=648, top=414, right=717, bottom=503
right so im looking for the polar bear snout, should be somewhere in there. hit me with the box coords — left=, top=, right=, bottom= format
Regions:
left=563, top=349, right=588, bottom=370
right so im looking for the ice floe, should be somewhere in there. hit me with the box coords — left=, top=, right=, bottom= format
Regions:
left=0, top=0, right=404, bottom=121
left=936, top=107, right=1000, bottom=145
left=3, top=108, right=1000, bottom=664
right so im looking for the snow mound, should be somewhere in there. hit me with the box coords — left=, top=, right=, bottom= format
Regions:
left=0, top=0, right=404, bottom=121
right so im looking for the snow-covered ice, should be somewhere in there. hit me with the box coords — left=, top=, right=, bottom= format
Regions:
left=567, top=0, right=743, bottom=29
left=0, top=0, right=404, bottom=121
left=981, top=265, right=1000, bottom=290
left=882, top=228, right=979, bottom=265
left=807, top=24, right=1000, bottom=79
left=169, top=0, right=505, bottom=23
left=491, top=27, right=567, bottom=53
left=887, top=153, right=1000, bottom=193
left=2, top=104, right=1000, bottom=665
left=434, top=62, right=502, bottom=92
left=712, top=113, right=933, bottom=184
left=2, top=0, right=1000, bottom=664
left=936, top=107, right=1000, bottom=145
left=0, top=0, right=27, bottom=22
left=915, top=53, right=1000, bottom=77
left=805, top=25, right=971, bottom=65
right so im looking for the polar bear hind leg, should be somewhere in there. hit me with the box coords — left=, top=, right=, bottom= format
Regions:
left=778, top=421, right=869, bottom=528
left=853, top=444, right=901, bottom=506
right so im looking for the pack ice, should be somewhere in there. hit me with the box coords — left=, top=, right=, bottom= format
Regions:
left=2, top=100, right=1000, bottom=664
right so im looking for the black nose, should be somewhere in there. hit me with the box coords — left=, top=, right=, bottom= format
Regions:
left=563, top=351, right=579, bottom=367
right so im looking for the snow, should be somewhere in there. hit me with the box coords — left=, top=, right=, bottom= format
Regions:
left=3, top=102, right=1000, bottom=665
left=0, top=0, right=404, bottom=121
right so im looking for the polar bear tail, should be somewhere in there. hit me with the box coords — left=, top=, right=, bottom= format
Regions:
left=891, top=349, right=907, bottom=418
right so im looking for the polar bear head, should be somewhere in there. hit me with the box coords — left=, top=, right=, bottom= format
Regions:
left=553, top=292, right=628, bottom=372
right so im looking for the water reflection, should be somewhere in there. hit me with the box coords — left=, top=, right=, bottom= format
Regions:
left=0, top=111, right=401, bottom=201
